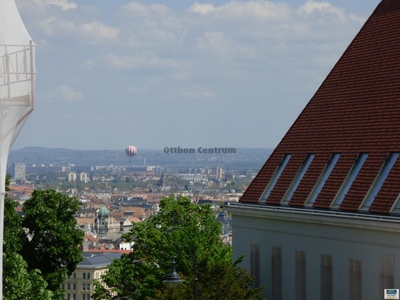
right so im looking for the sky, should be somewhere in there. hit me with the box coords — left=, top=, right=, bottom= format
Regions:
left=11, top=0, right=380, bottom=151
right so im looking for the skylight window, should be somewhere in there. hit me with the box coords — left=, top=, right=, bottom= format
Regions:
left=360, top=152, right=399, bottom=211
left=306, top=153, right=340, bottom=206
left=390, top=193, right=400, bottom=215
left=259, top=154, right=291, bottom=202
left=331, top=153, right=368, bottom=209
left=281, top=154, right=315, bottom=204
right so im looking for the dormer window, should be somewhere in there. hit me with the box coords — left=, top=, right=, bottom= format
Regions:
left=259, top=154, right=291, bottom=202
left=306, top=154, right=340, bottom=206
left=331, top=153, right=368, bottom=209
left=360, top=152, right=399, bottom=211
left=281, top=154, right=315, bottom=204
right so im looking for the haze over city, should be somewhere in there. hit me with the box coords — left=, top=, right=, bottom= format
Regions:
left=12, top=0, right=378, bottom=151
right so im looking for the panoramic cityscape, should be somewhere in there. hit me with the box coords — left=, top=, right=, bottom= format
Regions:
left=2, top=0, right=399, bottom=300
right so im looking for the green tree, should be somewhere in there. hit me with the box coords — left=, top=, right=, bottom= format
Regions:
left=93, top=196, right=264, bottom=299
left=3, top=252, right=53, bottom=300
left=3, top=175, right=53, bottom=300
left=20, top=189, right=84, bottom=298
left=153, top=255, right=264, bottom=300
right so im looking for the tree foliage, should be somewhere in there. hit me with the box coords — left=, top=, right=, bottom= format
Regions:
left=20, top=189, right=84, bottom=296
left=93, top=196, right=265, bottom=300
left=3, top=179, right=83, bottom=300
left=3, top=252, right=53, bottom=300
left=153, top=255, right=264, bottom=300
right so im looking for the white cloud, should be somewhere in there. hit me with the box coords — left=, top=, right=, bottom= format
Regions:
left=42, top=84, right=83, bottom=102
left=296, top=1, right=360, bottom=23
left=188, top=3, right=216, bottom=14
left=38, top=17, right=119, bottom=43
left=102, top=52, right=181, bottom=70
left=122, top=2, right=170, bottom=16
left=81, top=22, right=119, bottom=42
left=196, top=31, right=256, bottom=59
left=47, top=0, right=77, bottom=11
left=189, top=1, right=293, bottom=22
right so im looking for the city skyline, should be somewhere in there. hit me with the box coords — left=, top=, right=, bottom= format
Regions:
left=12, top=0, right=379, bottom=151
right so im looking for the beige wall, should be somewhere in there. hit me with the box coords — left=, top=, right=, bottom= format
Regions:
left=63, top=266, right=109, bottom=300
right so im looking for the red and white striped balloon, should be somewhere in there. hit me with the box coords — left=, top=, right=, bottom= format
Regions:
left=125, top=145, right=137, bottom=156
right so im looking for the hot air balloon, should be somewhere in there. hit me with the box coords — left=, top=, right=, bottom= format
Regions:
left=126, top=145, right=137, bottom=157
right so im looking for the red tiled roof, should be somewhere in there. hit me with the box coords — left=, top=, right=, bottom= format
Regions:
left=84, top=235, right=100, bottom=242
left=240, top=0, right=400, bottom=214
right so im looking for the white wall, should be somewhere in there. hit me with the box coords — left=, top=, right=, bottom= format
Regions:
left=228, top=204, right=400, bottom=300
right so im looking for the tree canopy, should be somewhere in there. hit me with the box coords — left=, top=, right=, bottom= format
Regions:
left=3, top=179, right=83, bottom=300
left=93, top=196, right=264, bottom=300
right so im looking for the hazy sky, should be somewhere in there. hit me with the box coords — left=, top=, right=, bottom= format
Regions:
left=12, top=0, right=379, bottom=150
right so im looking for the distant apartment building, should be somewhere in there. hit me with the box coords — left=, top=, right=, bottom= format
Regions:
left=79, top=172, right=88, bottom=183
left=12, top=163, right=26, bottom=181
left=63, top=252, right=123, bottom=300
left=68, top=172, right=77, bottom=182
left=215, top=166, right=223, bottom=179
left=177, top=173, right=208, bottom=183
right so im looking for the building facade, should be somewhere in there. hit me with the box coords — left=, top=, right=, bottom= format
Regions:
left=12, top=163, right=26, bottom=181
left=63, top=252, right=123, bottom=300
left=228, top=1, right=400, bottom=300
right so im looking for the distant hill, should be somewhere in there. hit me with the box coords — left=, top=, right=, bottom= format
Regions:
left=8, top=147, right=273, bottom=170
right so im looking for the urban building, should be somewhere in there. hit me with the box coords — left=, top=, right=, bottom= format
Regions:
left=79, top=172, right=88, bottom=183
left=68, top=172, right=77, bottom=182
left=94, top=206, right=120, bottom=236
left=215, top=166, right=223, bottom=179
left=63, top=252, right=123, bottom=300
left=228, top=1, right=400, bottom=300
left=12, top=163, right=26, bottom=181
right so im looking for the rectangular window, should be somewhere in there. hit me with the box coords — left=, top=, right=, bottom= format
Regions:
left=73, top=272, right=76, bottom=279
left=250, top=243, right=260, bottom=288
left=87, top=272, right=91, bottom=279
left=271, top=246, right=282, bottom=300
left=82, top=295, right=86, bottom=300
left=331, top=153, right=368, bottom=208
left=295, top=250, right=307, bottom=300
left=67, top=283, right=71, bottom=290
left=87, top=283, right=90, bottom=290
left=73, top=295, right=76, bottom=300
left=260, top=154, right=291, bottom=201
left=349, top=259, right=361, bottom=300
left=73, top=283, right=76, bottom=290
left=83, top=273, right=86, bottom=279
left=380, top=255, right=395, bottom=292
left=306, top=154, right=340, bottom=205
left=83, top=283, right=86, bottom=290
left=320, top=255, right=333, bottom=300
left=282, top=154, right=315, bottom=204
left=67, top=294, right=70, bottom=300
left=361, top=153, right=399, bottom=210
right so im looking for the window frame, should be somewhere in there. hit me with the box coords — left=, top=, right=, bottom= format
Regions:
left=349, top=258, right=362, bottom=300
left=259, top=154, right=292, bottom=202
left=271, top=246, right=282, bottom=300
left=250, top=242, right=260, bottom=288
left=360, top=152, right=399, bottom=211
left=320, top=254, right=333, bottom=300
left=282, top=154, right=315, bottom=204
left=331, top=153, right=368, bottom=209
left=305, top=153, right=340, bottom=206
left=295, top=250, right=307, bottom=300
